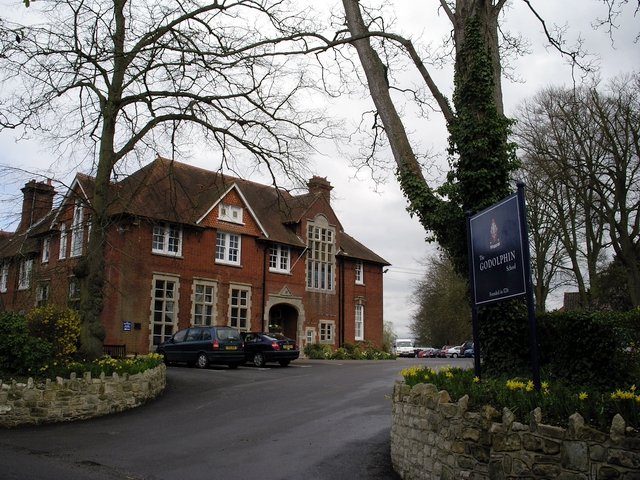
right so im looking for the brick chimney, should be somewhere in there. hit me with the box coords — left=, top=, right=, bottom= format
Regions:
left=307, top=176, right=333, bottom=204
left=18, top=179, right=55, bottom=233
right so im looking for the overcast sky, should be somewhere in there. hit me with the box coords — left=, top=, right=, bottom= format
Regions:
left=0, top=1, right=638, bottom=341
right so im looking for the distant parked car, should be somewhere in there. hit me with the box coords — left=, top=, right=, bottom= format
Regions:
left=413, top=347, right=429, bottom=357
left=445, top=346, right=462, bottom=358
left=417, top=348, right=436, bottom=358
left=459, top=340, right=474, bottom=356
left=241, top=332, right=299, bottom=367
left=437, top=346, right=452, bottom=358
left=156, top=326, right=245, bottom=369
left=464, top=346, right=474, bottom=358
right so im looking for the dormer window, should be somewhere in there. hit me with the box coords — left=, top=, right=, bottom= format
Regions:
left=218, top=203, right=243, bottom=224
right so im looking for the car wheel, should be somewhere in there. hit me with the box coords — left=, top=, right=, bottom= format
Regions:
left=278, top=360, right=290, bottom=367
left=196, top=352, right=210, bottom=369
left=253, top=352, right=266, bottom=367
left=453, top=353, right=458, bottom=358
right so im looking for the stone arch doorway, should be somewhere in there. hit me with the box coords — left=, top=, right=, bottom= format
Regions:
left=268, top=303, right=298, bottom=340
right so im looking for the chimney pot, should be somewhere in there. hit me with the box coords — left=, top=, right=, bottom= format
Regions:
left=18, top=180, right=55, bottom=232
left=307, top=176, right=333, bottom=204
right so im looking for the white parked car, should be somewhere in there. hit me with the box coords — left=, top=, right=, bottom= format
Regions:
left=445, top=346, right=462, bottom=358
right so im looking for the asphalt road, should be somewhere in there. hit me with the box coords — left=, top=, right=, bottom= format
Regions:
left=0, top=357, right=470, bottom=480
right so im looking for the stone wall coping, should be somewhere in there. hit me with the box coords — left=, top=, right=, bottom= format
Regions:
left=0, top=364, right=166, bottom=428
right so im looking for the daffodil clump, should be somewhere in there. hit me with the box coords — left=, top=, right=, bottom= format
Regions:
left=399, top=366, right=639, bottom=433
left=64, top=353, right=165, bottom=377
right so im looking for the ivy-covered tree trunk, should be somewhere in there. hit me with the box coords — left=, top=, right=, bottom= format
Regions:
left=343, top=0, right=527, bottom=376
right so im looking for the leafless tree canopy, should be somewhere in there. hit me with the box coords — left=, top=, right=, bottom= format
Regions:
left=0, top=0, right=340, bottom=183
left=514, top=73, right=640, bottom=308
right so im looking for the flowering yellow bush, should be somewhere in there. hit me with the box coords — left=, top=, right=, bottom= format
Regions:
left=25, top=305, right=81, bottom=362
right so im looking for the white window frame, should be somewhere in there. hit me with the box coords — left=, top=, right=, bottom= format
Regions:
left=306, top=218, right=335, bottom=292
left=151, top=274, right=179, bottom=347
left=319, top=320, right=335, bottom=344
left=228, top=284, right=251, bottom=331
left=70, top=199, right=84, bottom=257
left=218, top=203, right=243, bottom=224
left=192, top=279, right=217, bottom=326
left=355, top=260, right=363, bottom=284
left=59, top=223, right=67, bottom=259
left=216, top=231, right=241, bottom=265
left=18, top=257, right=33, bottom=290
left=269, top=244, right=290, bottom=273
left=0, top=262, right=8, bottom=293
left=152, top=223, right=183, bottom=256
left=42, top=237, right=51, bottom=263
left=355, top=304, right=364, bottom=341
left=306, top=328, right=315, bottom=345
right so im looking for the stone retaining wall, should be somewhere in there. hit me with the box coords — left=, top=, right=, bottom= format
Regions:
left=390, top=380, right=640, bottom=479
left=0, top=364, right=166, bottom=428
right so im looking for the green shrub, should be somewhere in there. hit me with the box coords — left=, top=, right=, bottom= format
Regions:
left=332, top=347, right=348, bottom=359
left=304, top=342, right=332, bottom=359
left=25, top=305, right=81, bottom=362
left=0, top=311, right=52, bottom=377
left=537, top=310, right=640, bottom=390
left=303, top=341, right=395, bottom=360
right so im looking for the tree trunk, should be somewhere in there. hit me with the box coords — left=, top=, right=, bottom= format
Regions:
left=76, top=0, right=128, bottom=360
left=449, top=0, right=504, bottom=115
left=341, top=0, right=428, bottom=185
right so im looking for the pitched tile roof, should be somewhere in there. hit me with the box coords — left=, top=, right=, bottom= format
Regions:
left=1, top=156, right=389, bottom=265
left=338, top=232, right=389, bottom=266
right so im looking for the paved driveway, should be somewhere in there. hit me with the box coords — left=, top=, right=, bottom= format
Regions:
left=0, top=357, right=470, bottom=479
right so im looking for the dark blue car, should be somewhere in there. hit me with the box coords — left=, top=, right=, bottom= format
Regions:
left=241, top=332, right=299, bottom=367
left=156, top=326, right=245, bottom=369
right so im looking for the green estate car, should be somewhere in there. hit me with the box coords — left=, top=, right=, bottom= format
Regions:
left=156, top=326, right=245, bottom=369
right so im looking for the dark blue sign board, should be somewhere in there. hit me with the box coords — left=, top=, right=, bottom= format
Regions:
left=465, top=182, right=540, bottom=390
left=123, top=321, right=132, bottom=332
left=468, top=192, right=527, bottom=305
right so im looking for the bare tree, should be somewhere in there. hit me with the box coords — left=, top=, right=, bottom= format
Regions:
left=515, top=87, right=609, bottom=307
left=515, top=74, right=640, bottom=307
left=409, top=252, right=471, bottom=347
left=518, top=155, right=580, bottom=311
left=0, top=0, right=336, bottom=358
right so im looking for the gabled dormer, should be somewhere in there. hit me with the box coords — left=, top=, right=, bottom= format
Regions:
left=196, top=183, right=268, bottom=238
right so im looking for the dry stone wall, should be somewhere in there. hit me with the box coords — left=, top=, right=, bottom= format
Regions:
left=391, top=380, right=640, bottom=479
left=0, top=364, right=165, bottom=428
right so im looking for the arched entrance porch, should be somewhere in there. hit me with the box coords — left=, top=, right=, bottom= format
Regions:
left=264, top=287, right=306, bottom=350
left=267, top=303, right=298, bottom=340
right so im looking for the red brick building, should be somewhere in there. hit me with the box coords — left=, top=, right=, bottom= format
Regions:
left=0, top=157, right=389, bottom=355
